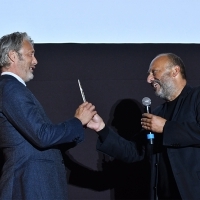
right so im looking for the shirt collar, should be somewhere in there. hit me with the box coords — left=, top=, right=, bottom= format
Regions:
left=1, top=72, right=26, bottom=86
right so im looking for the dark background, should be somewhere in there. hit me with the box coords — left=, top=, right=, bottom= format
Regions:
left=9, top=43, right=200, bottom=199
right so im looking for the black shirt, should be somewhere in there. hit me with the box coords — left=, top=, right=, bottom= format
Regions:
left=157, top=97, right=181, bottom=199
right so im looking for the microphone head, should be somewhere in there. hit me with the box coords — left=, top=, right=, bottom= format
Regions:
left=142, top=97, right=151, bottom=106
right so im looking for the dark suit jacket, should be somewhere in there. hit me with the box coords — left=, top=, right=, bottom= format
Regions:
left=0, top=75, right=84, bottom=200
left=97, top=84, right=200, bottom=200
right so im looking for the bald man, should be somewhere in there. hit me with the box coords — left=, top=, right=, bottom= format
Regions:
left=88, top=53, right=200, bottom=199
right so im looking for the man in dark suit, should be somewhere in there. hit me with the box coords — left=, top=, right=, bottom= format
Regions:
left=0, top=32, right=97, bottom=200
left=87, top=53, right=200, bottom=199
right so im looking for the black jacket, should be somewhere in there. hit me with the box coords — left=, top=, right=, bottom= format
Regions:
left=97, top=84, right=200, bottom=199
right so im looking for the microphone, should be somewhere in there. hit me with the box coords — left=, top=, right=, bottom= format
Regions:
left=142, top=97, right=154, bottom=145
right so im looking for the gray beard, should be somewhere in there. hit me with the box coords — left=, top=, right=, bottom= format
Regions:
left=155, top=76, right=176, bottom=101
left=25, top=72, right=34, bottom=82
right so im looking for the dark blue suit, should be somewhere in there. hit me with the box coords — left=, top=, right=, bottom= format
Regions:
left=0, top=75, right=84, bottom=199
left=97, top=84, right=200, bottom=199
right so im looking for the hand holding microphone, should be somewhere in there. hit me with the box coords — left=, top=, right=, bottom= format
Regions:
left=142, top=97, right=154, bottom=144
left=141, top=97, right=167, bottom=144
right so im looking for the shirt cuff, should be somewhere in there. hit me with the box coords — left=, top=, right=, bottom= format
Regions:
left=98, top=125, right=110, bottom=142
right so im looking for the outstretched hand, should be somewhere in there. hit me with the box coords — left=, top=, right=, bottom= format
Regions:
left=87, top=114, right=105, bottom=132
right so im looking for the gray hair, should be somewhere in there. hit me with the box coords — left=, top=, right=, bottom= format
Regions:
left=0, top=32, right=34, bottom=68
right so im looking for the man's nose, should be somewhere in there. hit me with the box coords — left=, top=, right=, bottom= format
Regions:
left=147, top=73, right=154, bottom=83
left=33, top=56, right=38, bottom=65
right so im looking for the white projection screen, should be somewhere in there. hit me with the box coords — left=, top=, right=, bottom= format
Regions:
left=1, top=0, right=200, bottom=43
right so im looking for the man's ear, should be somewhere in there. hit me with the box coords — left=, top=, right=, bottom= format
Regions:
left=7, top=50, right=17, bottom=63
left=172, top=65, right=180, bottom=77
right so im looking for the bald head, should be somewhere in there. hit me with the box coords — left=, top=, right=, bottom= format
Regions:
left=147, top=53, right=187, bottom=101
left=150, top=53, right=187, bottom=80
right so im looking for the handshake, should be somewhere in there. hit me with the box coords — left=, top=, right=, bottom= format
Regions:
left=75, top=100, right=167, bottom=135
left=74, top=102, right=105, bottom=132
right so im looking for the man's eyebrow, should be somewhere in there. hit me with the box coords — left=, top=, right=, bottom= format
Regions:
left=28, top=50, right=35, bottom=53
